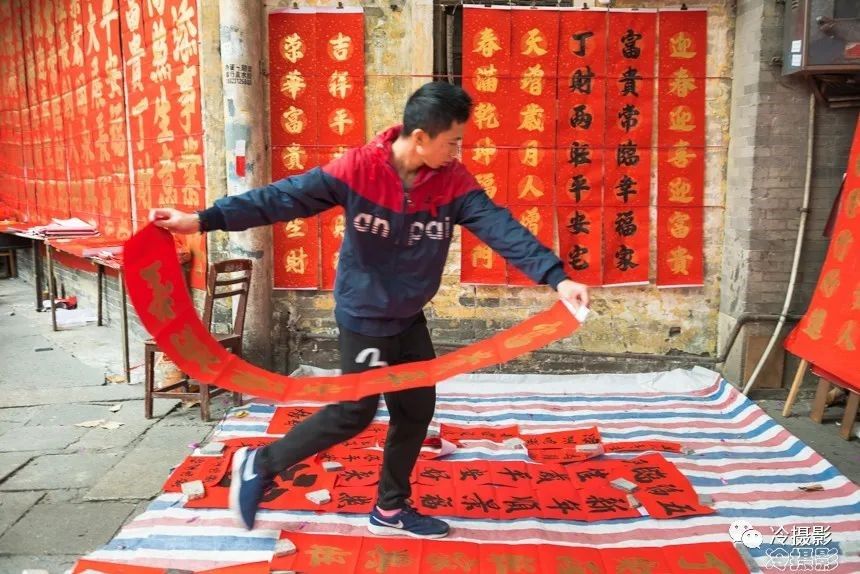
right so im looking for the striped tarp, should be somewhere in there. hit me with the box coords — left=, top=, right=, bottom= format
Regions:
left=83, top=368, right=860, bottom=572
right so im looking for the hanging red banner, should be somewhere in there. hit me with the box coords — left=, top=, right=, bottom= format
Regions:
left=784, top=116, right=860, bottom=392
left=315, top=9, right=364, bottom=148
left=602, top=10, right=655, bottom=286
left=556, top=10, right=607, bottom=285
left=657, top=10, right=707, bottom=287
left=462, top=145, right=509, bottom=206
left=124, top=223, right=583, bottom=403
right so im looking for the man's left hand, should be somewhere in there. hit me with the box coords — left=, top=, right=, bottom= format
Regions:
left=557, top=279, right=590, bottom=310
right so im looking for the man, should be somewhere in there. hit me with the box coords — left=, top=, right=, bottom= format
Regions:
left=150, top=81, right=589, bottom=538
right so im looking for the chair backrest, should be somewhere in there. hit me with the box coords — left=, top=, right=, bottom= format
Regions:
left=201, top=259, right=253, bottom=336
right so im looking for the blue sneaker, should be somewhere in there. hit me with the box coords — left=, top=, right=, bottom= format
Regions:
left=229, top=447, right=269, bottom=529
left=368, top=505, right=450, bottom=539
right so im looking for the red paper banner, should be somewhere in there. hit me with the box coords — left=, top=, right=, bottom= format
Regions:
left=268, top=8, right=365, bottom=289
left=507, top=204, right=554, bottom=286
left=270, top=533, right=749, bottom=574
left=273, top=216, right=320, bottom=289
left=657, top=10, right=707, bottom=287
left=124, top=223, right=583, bottom=403
left=460, top=228, right=506, bottom=285
left=784, top=116, right=860, bottom=391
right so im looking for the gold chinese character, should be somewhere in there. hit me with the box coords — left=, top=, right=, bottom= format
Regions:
left=281, top=70, right=306, bottom=99
left=670, top=31, right=696, bottom=59
left=282, top=106, right=306, bottom=134
left=474, top=64, right=499, bottom=93
left=836, top=320, right=857, bottom=351
left=471, top=244, right=493, bottom=269
left=140, top=260, right=175, bottom=322
left=154, top=84, right=174, bottom=142
left=518, top=103, right=545, bottom=132
left=517, top=175, right=545, bottom=200
left=281, top=33, right=305, bottom=63
left=230, top=369, right=285, bottom=396
left=667, top=246, right=693, bottom=275
left=667, top=177, right=694, bottom=203
left=474, top=27, right=502, bottom=58
left=520, top=64, right=544, bottom=96
left=802, top=309, right=826, bottom=340
left=169, top=325, right=220, bottom=376
left=488, top=553, right=536, bottom=573
left=329, top=108, right=354, bottom=136
left=298, top=382, right=349, bottom=399
left=472, top=137, right=497, bottom=165
left=328, top=71, right=351, bottom=99
left=669, top=68, right=697, bottom=98
left=285, top=247, right=308, bottom=274
left=85, top=3, right=100, bottom=55
left=668, top=211, right=692, bottom=239
left=558, top=556, right=602, bottom=574
left=364, top=545, right=412, bottom=572
left=668, top=140, right=697, bottom=168
left=307, top=544, right=351, bottom=567
left=669, top=105, right=696, bottom=132
left=178, top=137, right=202, bottom=187
left=819, top=269, right=840, bottom=298
left=846, top=188, right=860, bottom=218
left=519, top=141, right=541, bottom=167
left=522, top=28, right=547, bottom=57
left=329, top=32, right=352, bottom=61
left=150, top=18, right=171, bottom=81
left=615, top=557, right=658, bottom=574
left=284, top=220, right=306, bottom=238
left=332, top=214, right=346, bottom=239
left=281, top=145, right=307, bottom=171
left=331, top=146, right=349, bottom=160
left=833, top=229, right=853, bottom=262
left=426, top=552, right=478, bottom=572
left=474, top=103, right=500, bottom=130
left=519, top=207, right=541, bottom=236
left=853, top=286, right=860, bottom=310
left=475, top=173, right=498, bottom=199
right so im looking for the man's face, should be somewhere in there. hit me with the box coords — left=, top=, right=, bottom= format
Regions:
left=416, top=121, right=465, bottom=169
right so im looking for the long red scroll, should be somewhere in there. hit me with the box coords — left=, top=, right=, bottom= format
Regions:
left=657, top=10, right=706, bottom=287
left=269, top=7, right=364, bottom=290
left=784, top=116, right=860, bottom=391
left=124, top=223, right=583, bottom=403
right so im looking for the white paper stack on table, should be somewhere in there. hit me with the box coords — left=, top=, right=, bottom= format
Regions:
left=32, top=217, right=98, bottom=237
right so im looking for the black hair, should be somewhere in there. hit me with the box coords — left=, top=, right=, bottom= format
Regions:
left=402, top=81, right=473, bottom=138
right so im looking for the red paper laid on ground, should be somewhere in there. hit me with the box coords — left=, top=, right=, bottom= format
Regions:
left=124, top=224, right=583, bottom=404
left=784, top=114, right=860, bottom=392
left=266, top=405, right=321, bottom=434
left=270, top=532, right=750, bottom=574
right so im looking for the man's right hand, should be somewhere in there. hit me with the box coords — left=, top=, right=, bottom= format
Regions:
left=149, top=208, right=200, bottom=234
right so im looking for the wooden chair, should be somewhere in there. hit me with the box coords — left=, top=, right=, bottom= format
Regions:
left=809, top=365, right=859, bottom=441
left=0, top=248, right=16, bottom=279
left=144, top=259, right=253, bottom=421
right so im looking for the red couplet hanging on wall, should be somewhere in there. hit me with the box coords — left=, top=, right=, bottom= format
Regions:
left=656, top=10, right=707, bottom=287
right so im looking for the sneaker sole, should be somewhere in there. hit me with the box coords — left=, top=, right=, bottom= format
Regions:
left=367, top=522, right=449, bottom=539
left=228, top=447, right=249, bottom=529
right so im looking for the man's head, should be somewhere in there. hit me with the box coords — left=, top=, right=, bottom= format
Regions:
left=401, top=82, right=473, bottom=169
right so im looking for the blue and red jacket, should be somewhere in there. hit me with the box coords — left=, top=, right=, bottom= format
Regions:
left=199, top=126, right=568, bottom=336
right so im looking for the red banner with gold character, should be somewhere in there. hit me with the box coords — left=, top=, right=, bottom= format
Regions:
left=508, top=205, right=554, bottom=286
left=602, top=10, right=654, bottom=286
left=268, top=532, right=748, bottom=574
left=657, top=10, right=706, bottom=287
left=784, top=117, right=860, bottom=392
left=124, top=223, right=584, bottom=403
left=268, top=7, right=363, bottom=289
left=273, top=216, right=320, bottom=290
